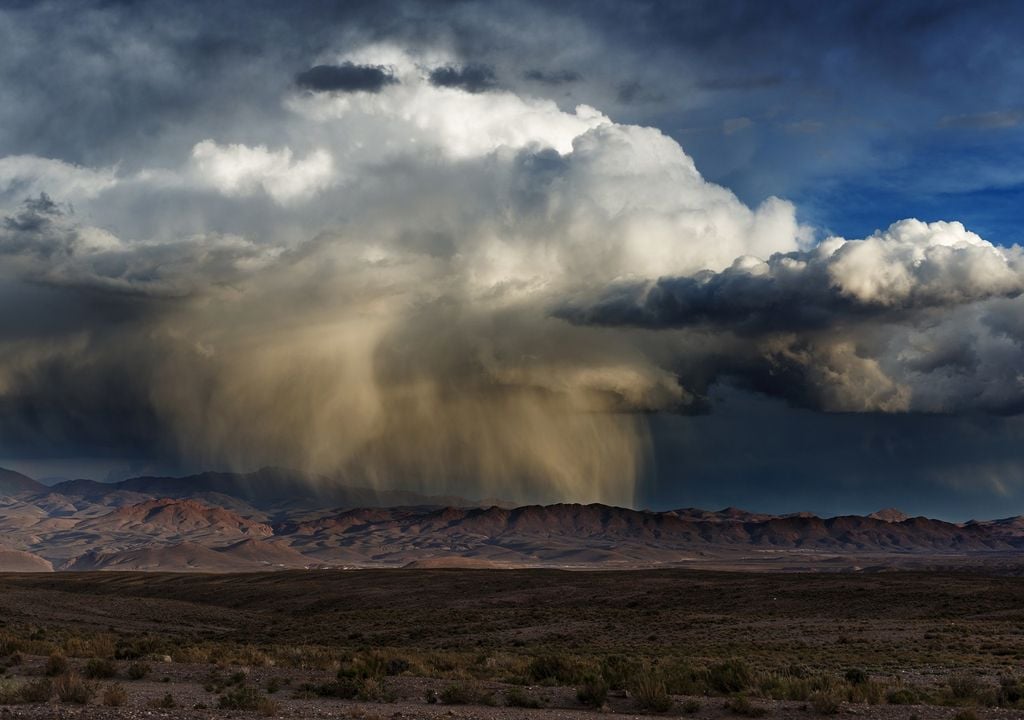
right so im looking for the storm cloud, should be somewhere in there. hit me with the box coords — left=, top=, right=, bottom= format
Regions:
left=429, top=64, right=498, bottom=93
left=1, top=0, right=1023, bottom=516
left=295, top=63, right=399, bottom=93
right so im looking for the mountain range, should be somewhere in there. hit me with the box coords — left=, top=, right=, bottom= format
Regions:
left=1, top=466, right=1023, bottom=573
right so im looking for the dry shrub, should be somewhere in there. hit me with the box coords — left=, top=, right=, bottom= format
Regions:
left=708, top=659, right=754, bottom=694
left=727, top=694, right=768, bottom=717
left=273, top=644, right=335, bottom=670
left=146, top=691, right=176, bottom=709
left=505, top=686, right=544, bottom=708
left=102, top=683, right=127, bottom=706
left=949, top=673, right=983, bottom=700
left=65, top=634, right=115, bottom=659
left=577, top=675, right=609, bottom=707
left=0, top=678, right=52, bottom=704
left=527, top=654, right=577, bottom=684
left=84, top=657, right=117, bottom=679
left=439, top=678, right=494, bottom=705
left=810, top=690, right=842, bottom=715
left=127, top=661, right=150, bottom=680
left=171, top=645, right=211, bottom=664
left=19, top=678, right=53, bottom=703
left=682, top=698, right=701, bottom=714
left=631, top=671, right=672, bottom=712
left=53, top=672, right=96, bottom=704
left=45, top=651, right=68, bottom=676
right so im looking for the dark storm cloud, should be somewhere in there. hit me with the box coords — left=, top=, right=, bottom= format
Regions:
left=523, top=68, right=581, bottom=85
left=643, top=388, right=1024, bottom=522
left=295, top=63, right=398, bottom=93
left=428, top=64, right=498, bottom=93
left=556, top=262, right=843, bottom=334
left=558, top=235, right=1024, bottom=334
left=615, top=80, right=664, bottom=104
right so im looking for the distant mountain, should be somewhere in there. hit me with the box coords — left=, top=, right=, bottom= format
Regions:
left=51, top=467, right=500, bottom=511
left=0, top=548, right=53, bottom=572
left=0, top=467, right=46, bottom=496
left=280, top=504, right=1022, bottom=567
left=0, top=466, right=1023, bottom=572
left=868, top=508, right=911, bottom=523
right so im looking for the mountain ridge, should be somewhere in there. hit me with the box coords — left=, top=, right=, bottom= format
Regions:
left=2, top=466, right=1023, bottom=572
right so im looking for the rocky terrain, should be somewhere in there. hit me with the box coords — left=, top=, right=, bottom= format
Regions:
left=1, top=466, right=1024, bottom=572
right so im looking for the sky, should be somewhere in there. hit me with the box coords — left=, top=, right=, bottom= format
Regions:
left=1, top=0, right=1024, bottom=519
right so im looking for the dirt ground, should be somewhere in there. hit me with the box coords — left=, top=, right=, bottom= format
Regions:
left=1, top=569, right=1023, bottom=719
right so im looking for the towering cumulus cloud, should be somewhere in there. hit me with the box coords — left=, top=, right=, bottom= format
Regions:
left=1, top=40, right=1022, bottom=505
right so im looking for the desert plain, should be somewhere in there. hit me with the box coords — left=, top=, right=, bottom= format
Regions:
left=1, top=568, right=1023, bottom=719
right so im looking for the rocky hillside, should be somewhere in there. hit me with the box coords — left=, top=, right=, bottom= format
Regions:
left=1, top=466, right=1023, bottom=572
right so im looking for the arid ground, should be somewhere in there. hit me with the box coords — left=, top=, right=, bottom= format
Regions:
left=0, top=569, right=1023, bottom=718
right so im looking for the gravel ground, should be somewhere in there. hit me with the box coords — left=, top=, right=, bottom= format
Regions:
left=0, top=656, right=1020, bottom=720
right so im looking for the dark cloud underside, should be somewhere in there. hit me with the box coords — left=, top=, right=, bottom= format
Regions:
left=428, top=64, right=498, bottom=93
left=295, top=63, right=399, bottom=93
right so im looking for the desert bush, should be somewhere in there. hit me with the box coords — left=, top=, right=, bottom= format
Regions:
left=356, top=677, right=395, bottom=702
left=726, top=693, right=768, bottom=717
left=997, top=676, right=1024, bottom=707
left=102, top=683, right=127, bottom=706
left=386, top=657, right=410, bottom=676
left=337, top=652, right=387, bottom=680
left=0, top=677, right=52, bottom=704
left=528, top=654, right=576, bottom=684
left=845, top=668, right=868, bottom=685
left=219, top=685, right=270, bottom=710
left=257, top=697, right=280, bottom=716
left=114, top=635, right=168, bottom=660
left=600, top=654, right=641, bottom=690
left=0, top=632, right=20, bottom=657
left=662, top=660, right=709, bottom=696
left=272, top=644, right=336, bottom=670
left=266, top=676, right=283, bottom=694
left=505, top=686, right=543, bottom=708
left=127, top=661, right=150, bottom=680
left=65, top=634, right=115, bottom=660
left=84, top=657, right=117, bottom=679
left=218, top=684, right=278, bottom=716
left=0, top=680, right=21, bottom=704
left=301, top=676, right=360, bottom=699
left=0, top=680, right=22, bottom=704
left=54, top=672, right=96, bottom=704
left=953, top=711, right=979, bottom=720
left=576, top=675, right=609, bottom=707
left=886, top=687, right=919, bottom=705
left=147, top=691, right=176, bottom=709
left=847, top=679, right=886, bottom=705
left=810, top=690, right=841, bottom=715
left=949, top=673, right=983, bottom=700
left=708, top=659, right=753, bottom=694
left=758, top=672, right=814, bottom=701
left=45, top=651, right=68, bottom=676
left=631, top=672, right=672, bottom=712
left=236, top=646, right=273, bottom=667
left=19, top=678, right=53, bottom=703
left=439, top=679, right=493, bottom=705
left=682, top=698, right=702, bottom=714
